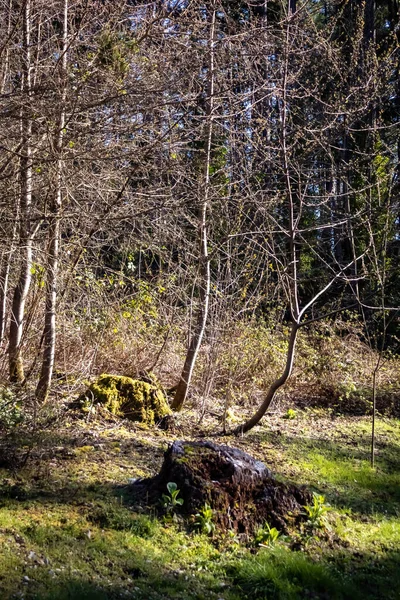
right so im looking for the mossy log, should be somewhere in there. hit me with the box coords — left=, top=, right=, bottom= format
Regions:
left=131, top=440, right=311, bottom=535
left=78, top=373, right=171, bottom=425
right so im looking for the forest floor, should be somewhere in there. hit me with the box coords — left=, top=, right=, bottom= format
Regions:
left=0, top=407, right=399, bottom=600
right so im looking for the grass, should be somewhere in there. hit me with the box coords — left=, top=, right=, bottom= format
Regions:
left=0, top=411, right=399, bottom=599
left=231, top=546, right=360, bottom=599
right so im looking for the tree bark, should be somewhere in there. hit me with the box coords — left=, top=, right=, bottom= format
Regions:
left=0, top=218, right=18, bottom=344
left=171, top=2, right=216, bottom=411
left=36, top=0, right=68, bottom=402
left=233, top=322, right=300, bottom=435
left=9, top=0, right=33, bottom=383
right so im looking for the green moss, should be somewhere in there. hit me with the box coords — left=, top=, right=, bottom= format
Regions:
left=80, top=374, right=171, bottom=425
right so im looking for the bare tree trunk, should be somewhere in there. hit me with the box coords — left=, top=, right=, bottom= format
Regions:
left=9, top=0, right=33, bottom=383
left=370, top=368, right=377, bottom=467
left=171, top=2, right=216, bottom=411
left=1, top=0, right=13, bottom=93
left=0, top=0, right=15, bottom=343
left=0, top=217, right=18, bottom=344
left=234, top=10, right=300, bottom=434
left=234, top=323, right=300, bottom=435
left=36, top=0, right=68, bottom=402
left=0, top=261, right=10, bottom=344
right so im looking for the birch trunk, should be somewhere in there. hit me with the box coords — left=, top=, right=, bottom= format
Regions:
left=0, top=217, right=18, bottom=344
left=0, top=261, right=10, bottom=344
left=0, top=0, right=15, bottom=343
left=36, top=0, right=68, bottom=402
left=9, top=0, right=33, bottom=383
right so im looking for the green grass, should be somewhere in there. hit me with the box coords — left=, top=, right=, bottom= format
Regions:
left=245, top=414, right=400, bottom=514
left=231, top=546, right=359, bottom=599
left=0, top=413, right=399, bottom=599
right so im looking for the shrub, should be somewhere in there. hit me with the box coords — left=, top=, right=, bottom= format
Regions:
left=0, top=386, right=23, bottom=430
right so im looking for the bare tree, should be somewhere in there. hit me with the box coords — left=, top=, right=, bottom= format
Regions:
left=232, top=2, right=388, bottom=434
left=171, top=1, right=217, bottom=410
left=9, top=0, right=34, bottom=382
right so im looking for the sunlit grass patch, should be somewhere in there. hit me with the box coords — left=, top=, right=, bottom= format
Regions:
left=253, top=415, right=400, bottom=515
left=229, top=546, right=358, bottom=600
left=299, top=451, right=400, bottom=505
left=335, top=513, right=400, bottom=553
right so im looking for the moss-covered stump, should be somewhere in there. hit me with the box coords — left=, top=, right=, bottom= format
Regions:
left=78, top=374, right=171, bottom=425
left=131, top=440, right=311, bottom=535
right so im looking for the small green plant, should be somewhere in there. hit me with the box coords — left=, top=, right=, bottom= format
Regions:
left=194, top=503, right=215, bottom=535
left=302, top=493, right=331, bottom=528
left=255, top=522, right=281, bottom=547
left=226, top=528, right=240, bottom=547
left=162, top=482, right=184, bottom=514
left=0, top=386, right=23, bottom=430
left=284, top=408, right=296, bottom=420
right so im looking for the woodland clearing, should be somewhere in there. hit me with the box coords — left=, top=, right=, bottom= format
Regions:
left=0, top=406, right=399, bottom=600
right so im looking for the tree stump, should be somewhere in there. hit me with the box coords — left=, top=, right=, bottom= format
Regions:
left=76, top=374, right=171, bottom=425
left=131, top=440, right=311, bottom=535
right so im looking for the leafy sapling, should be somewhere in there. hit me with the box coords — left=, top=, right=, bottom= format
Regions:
left=162, top=482, right=184, bottom=514
left=302, top=493, right=331, bottom=528
left=255, top=522, right=281, bottom=547
left=194, top=503, right=215, bottom=535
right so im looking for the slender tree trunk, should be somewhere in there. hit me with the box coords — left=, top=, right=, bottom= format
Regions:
left=370, top=369, right=377, bottom=467
left=0, top=217, right=19, bottom=344
left=234, top=12, right=300, bottom=434
left=36, top=0, right=68, bottom=402
left=9, top=0, right=33, bottom=383
left=0, top=0, right=15, bottom=343
left=0, top=261, right=10, bottom=344
left=234, top=322, right=300, bottom=435
left=1, top=0, right=13, bottom=94
left=171, top=2, right=216, bottom=411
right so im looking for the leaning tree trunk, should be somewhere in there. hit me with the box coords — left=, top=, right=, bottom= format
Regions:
left=171, top=2, right=216, bottom=411
left=234, top=14, right=300, bottom=435
left=9, top=0, right=33, bottom=383
left=234, top=322, right=299, bottom=435
left=36, top=0, right=68, bottom=402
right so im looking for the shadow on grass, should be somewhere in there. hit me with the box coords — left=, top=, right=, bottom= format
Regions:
left=0, top=572, right=221, bottom=600
left=3, top=547, right=400, bottom=600
left=0, top=425, right=161, bottom=467
left=0, top=475, right=133, bottom=506
left=0, top=429, right=160, bottom=507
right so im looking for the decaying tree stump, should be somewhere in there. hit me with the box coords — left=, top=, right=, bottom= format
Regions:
left=131, top=440, right=311, bottom=535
